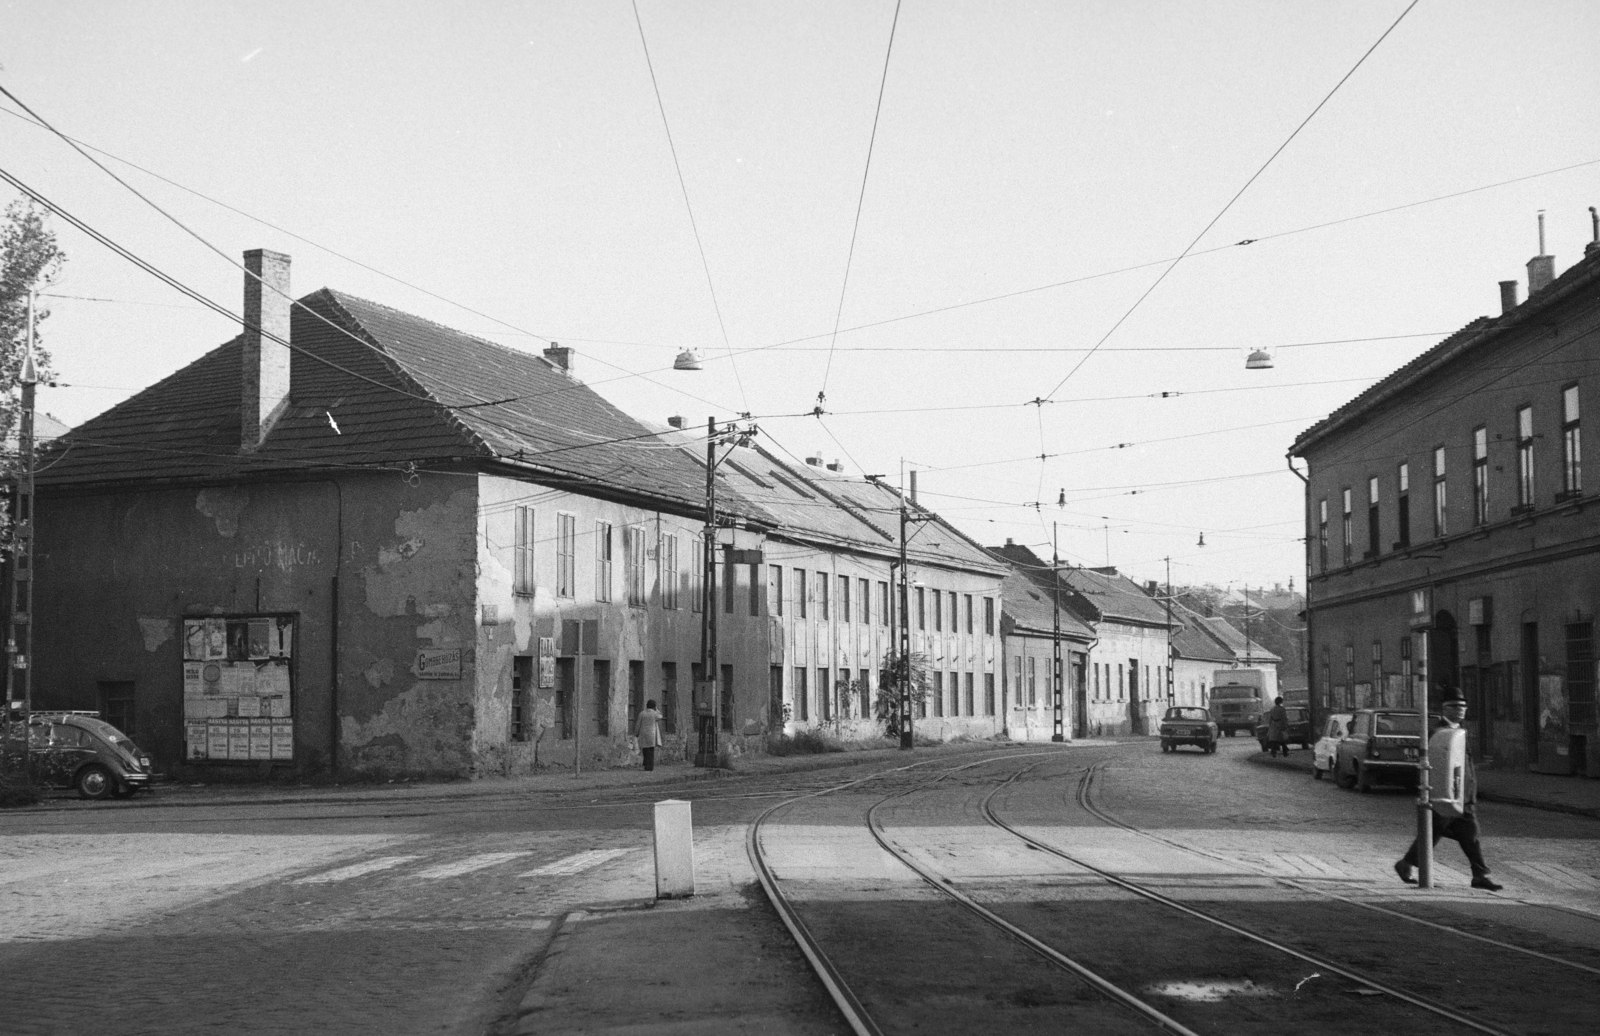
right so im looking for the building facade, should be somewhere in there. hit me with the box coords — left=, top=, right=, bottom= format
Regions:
left=1292, top=233, right=1600, bottom=775
left=26, top=249, right=1003, bottom=780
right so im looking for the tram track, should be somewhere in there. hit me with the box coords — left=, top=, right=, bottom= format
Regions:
left=751, top=749, right=1253, bottom=1035
left=978, top=760, right=1515, bottom=1036
left=753, top=744, right=1597, bottom=1036
left=1068, top=758, right=1600, bottom=978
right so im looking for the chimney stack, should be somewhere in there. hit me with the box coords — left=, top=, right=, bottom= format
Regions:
left=1499, top=280, right=1518, bottom=314
left=826, top=459, right=843, bottom=472
left=1526, top=211, right=1555, bottom=295
left=241, top=248, right=292, bottom=451
left=909, top=469, right=918, bottom=503
left=543, top=341, right=572, bottom=372
left=1587, top=207, right=1599, bottom=256
left=804, top=455, right=823, bottom=467
left=667, top=415, right=684, bottom=429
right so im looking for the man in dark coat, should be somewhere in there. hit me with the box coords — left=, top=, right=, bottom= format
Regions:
left=1394, top=692, right=1502, bottom=891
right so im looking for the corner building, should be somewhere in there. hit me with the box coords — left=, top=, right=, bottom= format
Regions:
left=1291, top=234, right=1600, bottom=776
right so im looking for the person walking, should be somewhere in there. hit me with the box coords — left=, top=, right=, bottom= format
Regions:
left=635, top=698, right=664, bottom=772
left=1265, top=696, right=1289, bottom=758
left=1394, top=691, right=1502, bottom=891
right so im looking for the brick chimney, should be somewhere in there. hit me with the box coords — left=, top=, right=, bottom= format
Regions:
left=1498, top=280, right=1518, bottom=314
left=241, top=249, right=292, bottom=451
left=1526, top=211, right=1555, bottom=296
left=543, top=341, right=573, bottom=372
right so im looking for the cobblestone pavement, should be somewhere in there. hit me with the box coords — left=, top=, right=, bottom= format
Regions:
left=4, top=739, right=1595, bottom=1035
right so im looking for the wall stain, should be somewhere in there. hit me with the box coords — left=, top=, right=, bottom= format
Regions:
left=195, top=487, right=250, bottom=537
left=137, top=617, right=173, bottom=652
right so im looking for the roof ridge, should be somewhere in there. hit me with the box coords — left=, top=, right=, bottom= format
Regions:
left=309, top=290, right=494, bottom=459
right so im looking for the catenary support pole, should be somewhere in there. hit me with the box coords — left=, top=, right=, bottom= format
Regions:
left=1052, top=522, right=1064, bottom=742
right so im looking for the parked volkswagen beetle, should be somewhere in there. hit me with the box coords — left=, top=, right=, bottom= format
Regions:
left=1159, top=706, right=1218, bottom=753
left=25, top=711, right=153, bottom=799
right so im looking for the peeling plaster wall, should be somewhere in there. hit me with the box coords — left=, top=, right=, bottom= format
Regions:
left=768, top=543, right=1007, bottom=743
left=35, top=480, right=342, bottom=773
left=34, top=472, right=483, bottom=780
left=475, top=474, right=767, bottom=773
left=341, top=479, right=479, bottom=777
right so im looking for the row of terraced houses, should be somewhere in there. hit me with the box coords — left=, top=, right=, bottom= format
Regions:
left=22, top=250, right=1272, bottom=780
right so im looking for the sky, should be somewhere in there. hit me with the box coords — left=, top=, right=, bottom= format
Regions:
left=3, top=0, right=1597, bottom=593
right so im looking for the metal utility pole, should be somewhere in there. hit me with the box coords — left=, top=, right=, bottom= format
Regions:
left=5, top=292, right=37, bottom=783
left=1051, top=523, right=1064, bottom=742
left=897, top=465, right=913, bottom=750
left=698, top=417, right=720, bottom=767
left=1165, top=557, right=1174, bottom=704
left=1416, top=675, right=1434, bottom=887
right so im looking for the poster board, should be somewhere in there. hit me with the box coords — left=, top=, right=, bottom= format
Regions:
left=182, top=615, right=295, bottom=761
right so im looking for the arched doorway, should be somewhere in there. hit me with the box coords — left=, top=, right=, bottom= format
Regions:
left=1428, top=610, right=1459, bottom=713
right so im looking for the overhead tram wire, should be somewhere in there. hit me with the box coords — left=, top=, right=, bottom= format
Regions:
left=630, top=0, right=748, bottom=411
left=4, top=94, right=1594, bottom=389
left=816, top=0, right=902, bottom=408
left=1042, top=0, right=1421, bottom=401
left=0, top=165, right=814, bottom=468
left=0, top=89, right=739, bottom=420
left=7, top=96, right=1590, bottom=416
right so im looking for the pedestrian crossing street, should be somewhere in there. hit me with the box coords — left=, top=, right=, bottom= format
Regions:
left=291, top=847, right=639, bottom=886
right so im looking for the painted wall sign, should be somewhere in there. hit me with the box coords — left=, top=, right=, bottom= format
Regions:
left=414, top=648, right=463, bottom=679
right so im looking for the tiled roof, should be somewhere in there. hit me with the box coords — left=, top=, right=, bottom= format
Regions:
left=1056, top=565, right=1171, bottom=627
left=1168, top=603, right=1238, bottom=662
left=1293, top=250, right=1600, bottom=455
left=995, top=570, right=1096, bottom=640
left=38, top=289, right=712, bottom=510
left=34, top=286, right=1001, bottom=573
left=1194, top=615, right=1281, bottom=663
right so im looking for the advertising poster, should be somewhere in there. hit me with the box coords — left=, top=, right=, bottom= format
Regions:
left=248, top=720, right=272, bottom=760
left=183, top=614, right=296, bottom=762
left=270, top=722, right=294, bottom=760
left=227, top=719, right=250, bottom=759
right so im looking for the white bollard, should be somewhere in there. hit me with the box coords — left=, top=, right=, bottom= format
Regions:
left=653, top=798, right=695, bottom=899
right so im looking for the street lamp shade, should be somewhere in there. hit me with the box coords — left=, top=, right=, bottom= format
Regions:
left=673, top=348, right=703, bottom=371
left=1244, top=348, right=1274, bottom=370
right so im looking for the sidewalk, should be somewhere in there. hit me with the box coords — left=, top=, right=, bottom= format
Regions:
left=9, top=737, right=1029, bottom=812
left=1248, top=747, right=1600, bottom=820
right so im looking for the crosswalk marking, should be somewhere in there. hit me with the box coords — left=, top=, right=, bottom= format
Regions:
left=412, top=852, right=533, bottom=880
left=520, top=848, right=634, bottom=877
left=294, top=856, right=421, bottom=885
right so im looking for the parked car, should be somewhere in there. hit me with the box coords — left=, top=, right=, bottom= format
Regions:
left=1312, top=712, right=1353, bottom=780
left=23, top=711, right=153, bottom=799
left=1159, top=706, right=1218, bottom=753
left=1333, top=709, right=1422, bottom=792
left=1255, top=705, right=1312, bottom=752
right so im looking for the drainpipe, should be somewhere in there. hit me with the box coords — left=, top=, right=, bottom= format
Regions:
left=315, top=480, right=345, bottom=774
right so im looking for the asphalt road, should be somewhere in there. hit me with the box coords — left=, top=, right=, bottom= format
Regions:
left=2, top=738, right=1597, bottom=1035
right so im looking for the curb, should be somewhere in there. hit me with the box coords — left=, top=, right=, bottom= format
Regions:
left=1476, top=791, right=1600, bottom=821
left=1247, top=746, right=1600, bottom=821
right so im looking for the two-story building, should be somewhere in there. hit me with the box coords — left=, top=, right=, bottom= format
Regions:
left=1291, top=223, right=1600, bottom=775
left=26, top=249, right=1004, bottom=780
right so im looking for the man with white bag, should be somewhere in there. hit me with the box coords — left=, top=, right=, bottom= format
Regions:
left=1393, top=691, right=1502, bottom=891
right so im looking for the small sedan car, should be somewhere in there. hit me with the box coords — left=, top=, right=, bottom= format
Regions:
left=1312, top=712, right=1353, bottom=779
left=1255, top=705, right=1312, bottom=752
left=24, top=711, right=153, bottom=799
left=1159, top=706, right=1218, bottom=754
left=1334, top=709, right=1422, bottom=792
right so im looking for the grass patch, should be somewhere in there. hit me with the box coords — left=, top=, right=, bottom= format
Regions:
left=0, top=772, right=42, bottom=807
left=764, top=729, right=848, bottom=756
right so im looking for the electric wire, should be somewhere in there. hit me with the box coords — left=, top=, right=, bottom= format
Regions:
left=817, top=0, right=902, bottom=404
left=630, top=0, right=748, bottom=410
left=1043, top=0, right=1420, bottom=400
